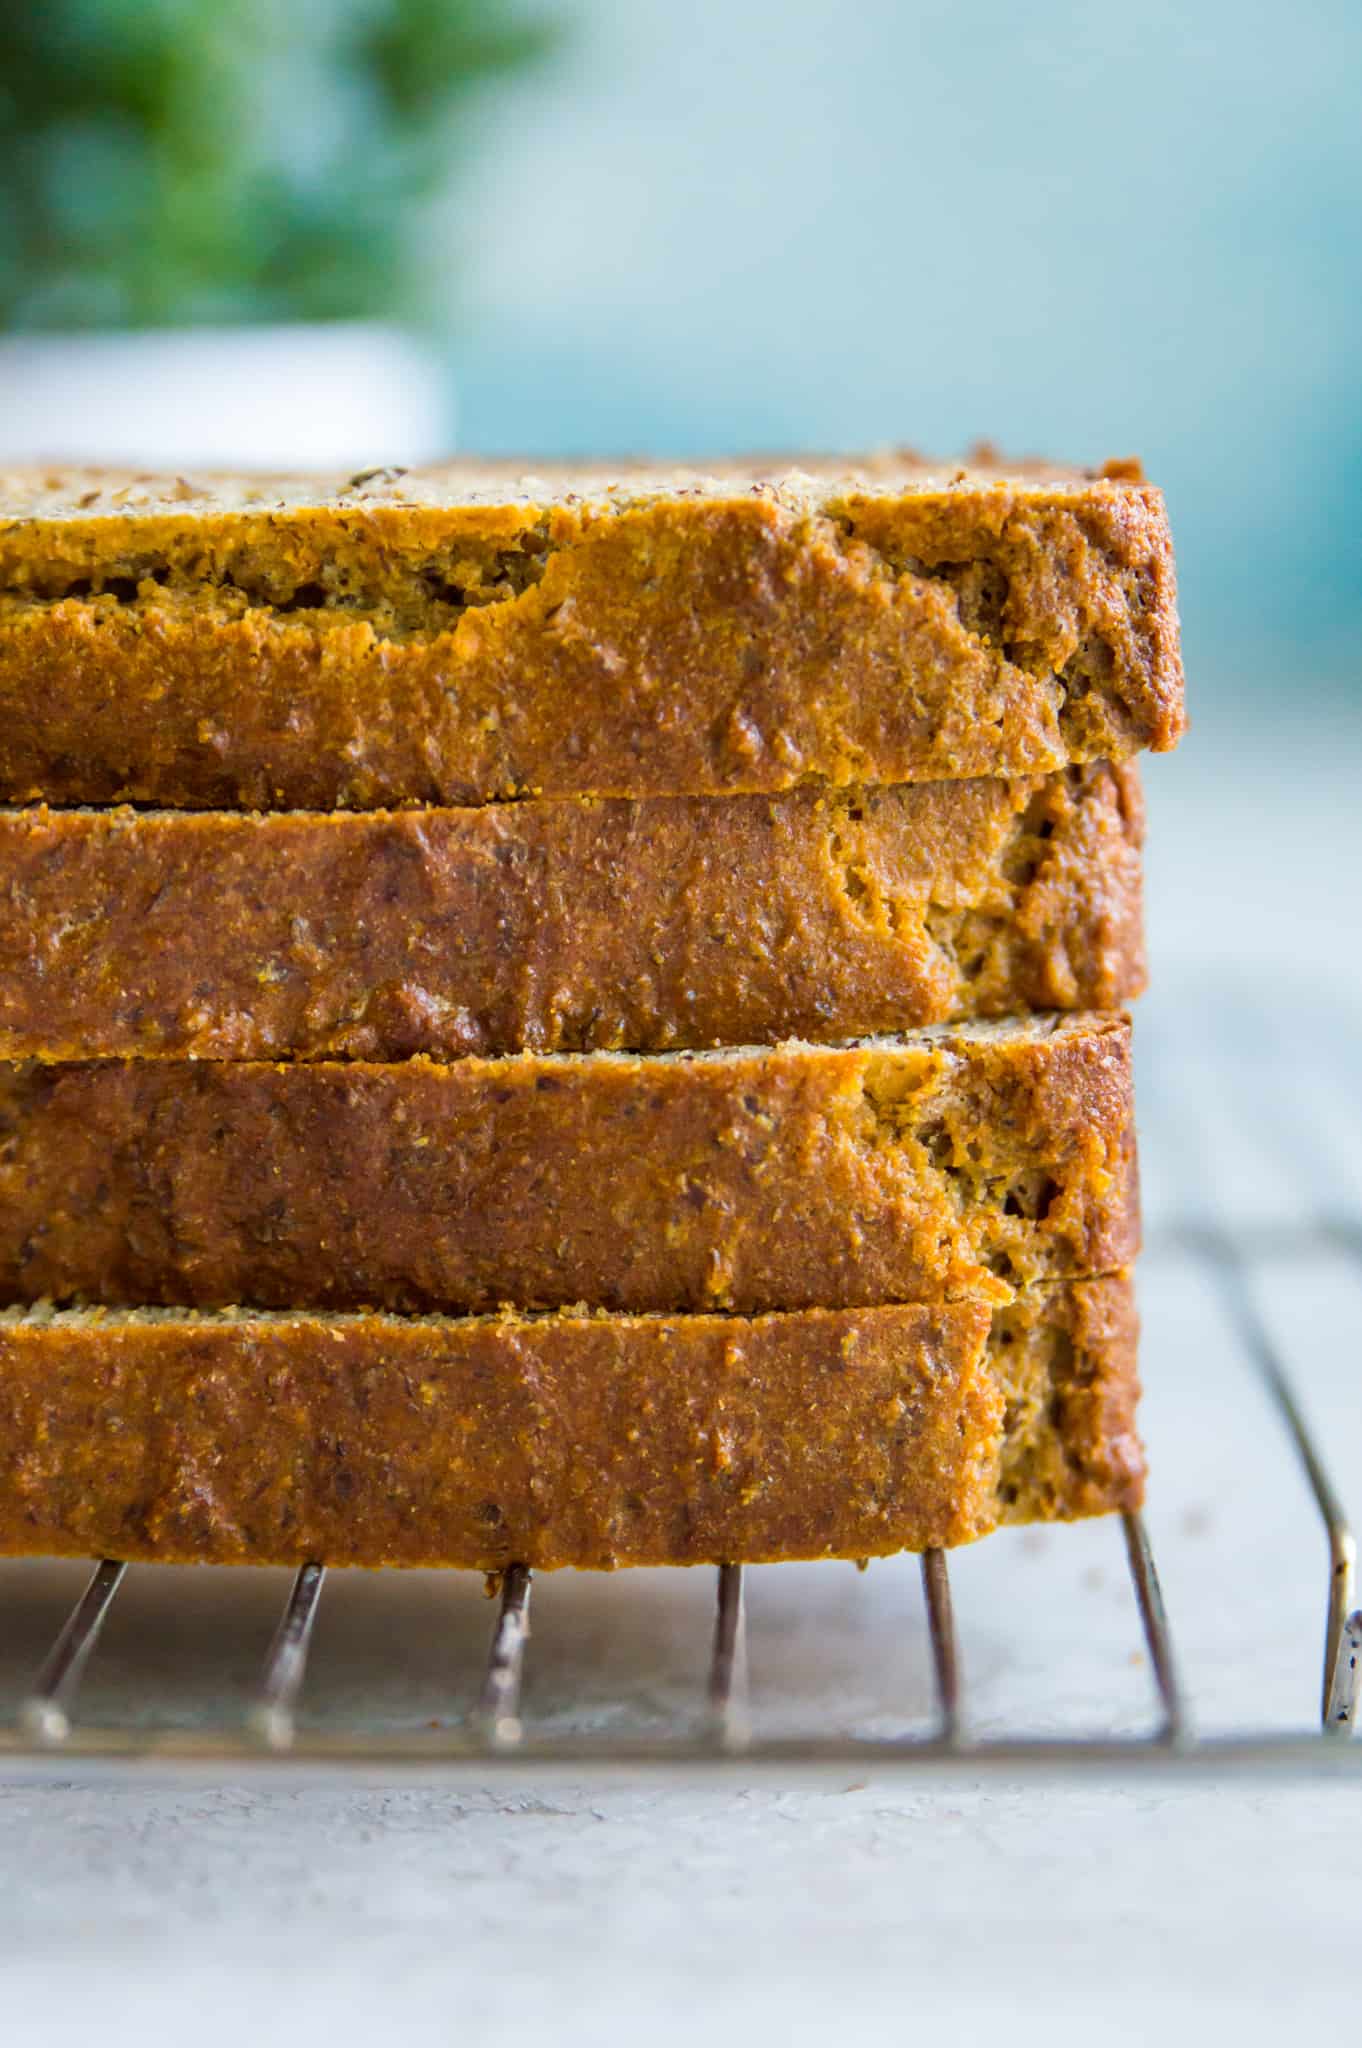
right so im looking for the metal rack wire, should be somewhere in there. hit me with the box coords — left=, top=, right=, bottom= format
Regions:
left=2, top=1222, right=1358, bottom=1774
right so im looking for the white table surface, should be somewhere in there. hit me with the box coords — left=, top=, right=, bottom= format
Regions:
left=2, top=704, right=1359, bottom=2044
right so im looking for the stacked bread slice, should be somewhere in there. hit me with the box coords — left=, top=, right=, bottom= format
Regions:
left=0, top=454, right=1183, bottom=1569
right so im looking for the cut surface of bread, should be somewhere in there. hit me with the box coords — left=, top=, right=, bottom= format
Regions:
left=0, top=1015, right=1138, bottom=1315
left=0, top=764, right=1144, bottom=1060
left=0, top=1277, right=1142, bottom=1568
left=0, top=454, right=1182, bottom=807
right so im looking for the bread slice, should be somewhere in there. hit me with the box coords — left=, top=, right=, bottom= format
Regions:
left=0, top=764, right=1143, bottom=1062
left=0, top=1278, right=1142, bottom=1568
left=0, top=455, right=1182, bottom=808
left=0, top=1015, right=1137, bottom=1316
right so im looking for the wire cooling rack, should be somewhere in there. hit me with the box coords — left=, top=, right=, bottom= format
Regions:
left=1, top=998, right=1359, bottom=1775
left=0, top=1219, right=1355, bottom=1777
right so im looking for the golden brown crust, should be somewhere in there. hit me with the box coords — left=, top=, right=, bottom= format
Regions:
left=0, top=765, right=1144, bottom=1061
left=0, top=1017, right=1138, bottom=1315
left=993, top=1272, right=1144, bottom=1521
left=0, top=468, right=1183, bottom=807
left=0, top=1280, right=1142, bottom=1569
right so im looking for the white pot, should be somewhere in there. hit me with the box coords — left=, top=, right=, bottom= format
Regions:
left=0, top=322, right=452, bottom=469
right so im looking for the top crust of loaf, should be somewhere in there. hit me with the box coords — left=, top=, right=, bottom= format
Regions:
left=0, top=450, right=1147, bottom=524
left=0, top=449, right=1182, bottom=805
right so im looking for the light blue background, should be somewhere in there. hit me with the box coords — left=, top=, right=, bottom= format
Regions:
left=451, top=0, right=1362, bottom=698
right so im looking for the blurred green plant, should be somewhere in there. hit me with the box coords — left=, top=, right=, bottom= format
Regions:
left=0, top=0, right=562, bottom=330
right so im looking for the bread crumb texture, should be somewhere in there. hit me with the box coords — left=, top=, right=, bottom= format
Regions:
left=0, top=457, right=1183, bottom=806
left=0, top=1015, right=1138, bottom=1316
left=0, top=1278, right=1142, bottom=1568
left=0, top=764, right=1144, bottom=1059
